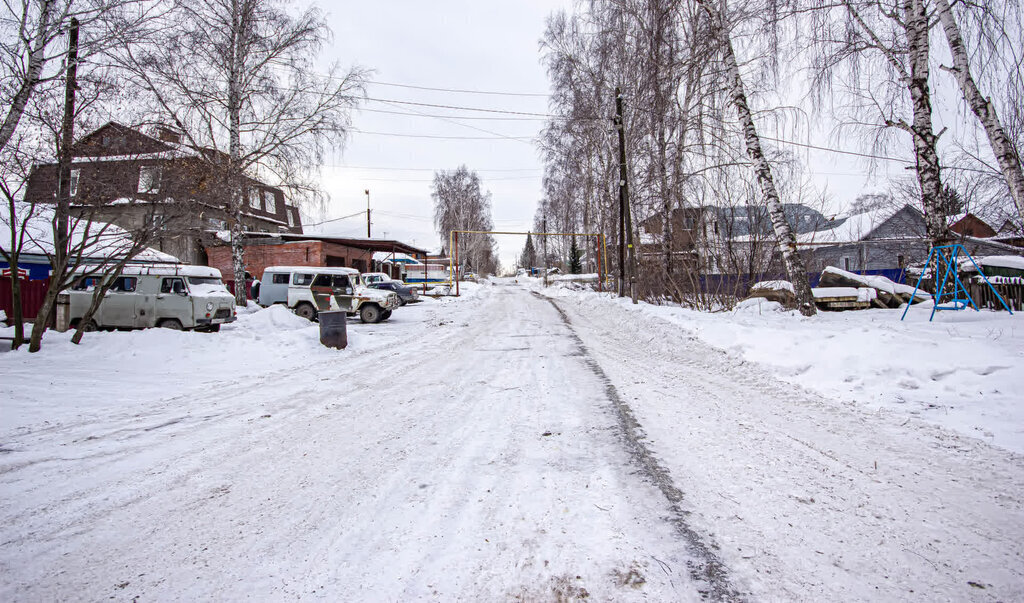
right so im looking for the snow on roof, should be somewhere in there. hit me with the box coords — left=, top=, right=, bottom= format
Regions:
left=799, top=205, right=909, bottom=245
left=373, top=251, right=419, bottom=263
left=979, top=255, right=1024, bottom=271
left=1, top=202, right=179, bottom=263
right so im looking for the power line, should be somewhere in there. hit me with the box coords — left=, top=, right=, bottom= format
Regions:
left=371, top=80, right=549, bottom=98
left=322, top=165, right=541, bottom=173
left=358, top=106, right=548, bottom=121
left=363, top=96, right=573, bottom=119
left=357, top=175, right=539, bottom=182
left=303, top=210, right=366, bottom=228
left=350, top=128, right=535, bottom=141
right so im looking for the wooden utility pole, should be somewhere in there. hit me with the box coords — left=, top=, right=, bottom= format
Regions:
left=365, top=189, right=371, bottom=238
left=55, top=17, right=79, bottom=280
left=542, top=218, right=548, bottom=287
left=614, top=87, right=637, bottom=302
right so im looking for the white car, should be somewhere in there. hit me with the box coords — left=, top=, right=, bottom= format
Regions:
left=280, top=267, right=400, bottom=323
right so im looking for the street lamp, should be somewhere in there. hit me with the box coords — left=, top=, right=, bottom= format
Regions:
left=365, top=189, right=370, bottom=238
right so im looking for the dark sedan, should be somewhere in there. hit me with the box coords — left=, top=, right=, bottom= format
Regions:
left=367, top=280, right=421, bottom=305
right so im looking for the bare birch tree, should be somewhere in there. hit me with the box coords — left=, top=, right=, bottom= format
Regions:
left=694, top=0, right=817, bottom=315
left=121, top=0, right=367, bottom=305
left=431, top=166, right=498, bottom=276
left=933, top=0, right=1024, bottom=221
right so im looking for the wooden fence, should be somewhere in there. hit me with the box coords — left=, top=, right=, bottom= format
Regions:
left=1, top=277, right=52, bottom=323
left=969, top=279, right=1024, bottom=312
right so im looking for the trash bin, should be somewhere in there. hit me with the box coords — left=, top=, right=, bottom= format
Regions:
left=55, top=292, right=71, bottom=332
left=318, top=310, right=347, bottom=349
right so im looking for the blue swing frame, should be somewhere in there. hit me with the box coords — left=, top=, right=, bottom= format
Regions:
left=900, top=244, right=1014, bottom=321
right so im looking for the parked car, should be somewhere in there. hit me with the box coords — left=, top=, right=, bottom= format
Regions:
left=360, top=272, right=393, bottom=285
left=367, top=279, right=420, bottom=305
left=65, top=264, right=236, bottom=332
left=278, top=266, right=400, bottom=323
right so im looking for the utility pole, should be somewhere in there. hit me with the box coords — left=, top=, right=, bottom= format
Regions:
left=55, top=18, right=79, bottom=281
left=614, top=87, right=629, bottom=299
left=542, top=217, right=548, bottom=287
left=364, top=189, right=371, bottom=238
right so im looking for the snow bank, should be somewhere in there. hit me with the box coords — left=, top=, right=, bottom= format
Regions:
left=750, top=280, right=793, bottom=293
left=0, top=303, right=434, bottom=431
left=241, top=304, right=312, bottom=331
left=540, top=285, right=1024, bottom=454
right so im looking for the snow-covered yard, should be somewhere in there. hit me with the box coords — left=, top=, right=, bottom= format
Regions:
left=2, top=280, right=1022, bottom=600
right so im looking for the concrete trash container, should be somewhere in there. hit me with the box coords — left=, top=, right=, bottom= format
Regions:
left=318, top=310, right=347, bottom=349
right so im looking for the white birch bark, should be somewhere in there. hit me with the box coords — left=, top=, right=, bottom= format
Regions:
left=0, top=0, right=57, bottom=153
left=904, top=0, right=950, bottom=248
left=228, top=0, right=248, bottom=306
left=934, top=0, right=1024, bottom=222
left=699, top=0, right=817, bottom=316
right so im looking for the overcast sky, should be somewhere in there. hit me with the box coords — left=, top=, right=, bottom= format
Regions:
left=306, top=1, right=574, bottom=266
left=305, top=1, right=988, bottom=268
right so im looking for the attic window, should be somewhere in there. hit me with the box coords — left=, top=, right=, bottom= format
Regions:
left=69, top=169, right=80, bottom=197
left=263, top=190, right=276, bottom=214
left=249, top=189, right=261, bottom=210
left=138, top=166, right=161, bottom=194
left=286, top=208, right=295, bottom=227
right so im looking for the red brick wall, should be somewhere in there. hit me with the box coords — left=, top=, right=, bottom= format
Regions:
left=204, top=241, right=374, bottom=282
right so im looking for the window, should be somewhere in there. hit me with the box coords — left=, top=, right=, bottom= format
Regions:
left=272, top=273, right=290, bottom=284
left=264, top=190, right=276, bottom=214
left=71, top=276, right=98, bottom=291
left=138, top=166, right=161, bottom=194
left=110, top=277, right=137, bottom=292
left=161, top=278, right=185, bottom=294
left=332, top=275, right=351, bottom=289
left=311, top=274, right=332, bottom=287
left=286, top=208, right=295, bottom=227
left=898, top=254, right=906, bottom=268
left=187, top=277, right=221, bottom=286
left=70, top=169, right=80, bottom=197
left=249, top=189, right=261, bottom=210
left=292, top=273, right=314, bottom=286
left=843, top=257, right=852, bottom=271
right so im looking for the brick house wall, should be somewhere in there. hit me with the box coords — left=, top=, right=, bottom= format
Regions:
left=205, top=240, right=374, bottom=284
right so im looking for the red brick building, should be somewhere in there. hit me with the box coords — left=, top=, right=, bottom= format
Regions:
left=204, top=233, right=429, bottom=288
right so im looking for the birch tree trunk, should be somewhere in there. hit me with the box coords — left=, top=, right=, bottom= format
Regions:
left=905, top=0, right=950, bottom=248
left=699, top=0, right=817, bottom=316
left=228, top=0, right=248, bottom=306
left=0, top=0, right=56, bottom=153
left=934, top=0, right=1024, bottom=221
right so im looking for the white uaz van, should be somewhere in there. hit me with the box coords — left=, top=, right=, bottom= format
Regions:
left=267, top=266, right=399, bottom=323
left=66, top=264, right=236, bottom=332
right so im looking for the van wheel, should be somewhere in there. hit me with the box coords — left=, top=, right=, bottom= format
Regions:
left=158, top=319, right=184, bottom=330
left=359, top=304, right=382, bottom=323
left=294, top=303, right=317, bottom=321
left=198, top=324, right=221, bottom=333
left=78, top=320, right=98, bottom=332
left=381, top=310, right=392, bottom=320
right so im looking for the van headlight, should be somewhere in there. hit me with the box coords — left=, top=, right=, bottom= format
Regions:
left=206, top=302, right=214, bottom=311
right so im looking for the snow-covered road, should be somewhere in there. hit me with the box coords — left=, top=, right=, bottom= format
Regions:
left=2, top=281, right=1022, bottom=601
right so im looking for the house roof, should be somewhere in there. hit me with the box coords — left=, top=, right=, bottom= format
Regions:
left=210, top=231, right=430, bottom=257
left=796, top=204, right=923, bottom=245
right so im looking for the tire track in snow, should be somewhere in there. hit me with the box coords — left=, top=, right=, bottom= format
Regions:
left=537, top=292, right=744, bottom=602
